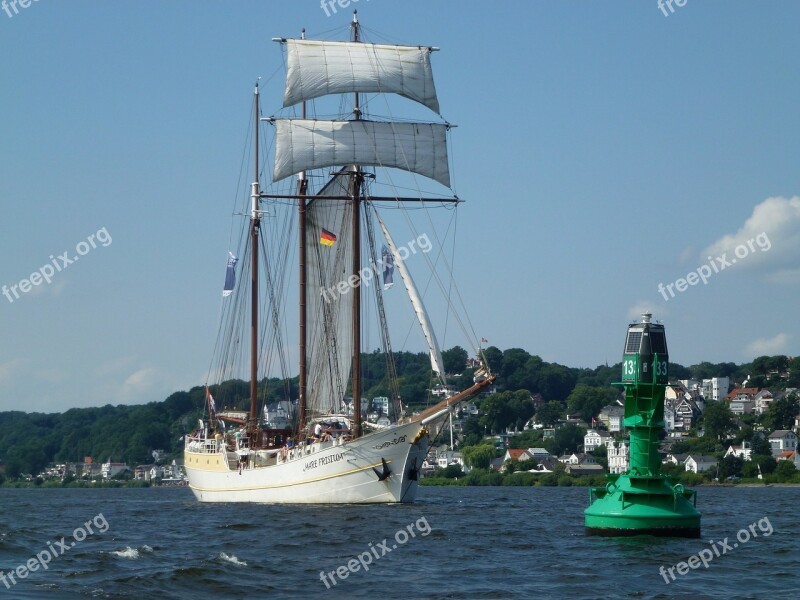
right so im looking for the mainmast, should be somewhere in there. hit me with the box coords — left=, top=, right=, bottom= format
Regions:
left=249, top=82, right=261, bottom=427
left=298, top=28, right=309, bottom=436
left=350, top=10, right=363, bottom=439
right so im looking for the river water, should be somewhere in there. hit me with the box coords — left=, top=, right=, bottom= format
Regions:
left=0, top=485, right=796, bottom=599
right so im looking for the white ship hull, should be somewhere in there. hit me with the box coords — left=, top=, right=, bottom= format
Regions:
left=184, top=420, right=431, bottom=504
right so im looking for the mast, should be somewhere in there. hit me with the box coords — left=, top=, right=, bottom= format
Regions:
left=249, top=82, right=261, bottom=426
left=351, top=9, right=362, bottom=439
left=298, top=28, right=308, bottom=435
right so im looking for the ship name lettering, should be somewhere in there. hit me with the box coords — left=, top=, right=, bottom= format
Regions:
left=305, top=452, right=345, bottom=471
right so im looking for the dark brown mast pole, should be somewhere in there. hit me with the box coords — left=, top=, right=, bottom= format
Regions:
left=351, top=10, right=362, bottom=439
left=249, top=82, right=261, bottom=427
left=298, top=30, right=308, bottom=436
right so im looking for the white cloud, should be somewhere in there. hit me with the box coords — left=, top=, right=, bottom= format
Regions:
left=123, top=367, right=157, bottom=389
left=704, top=196, right=800, bottom=274
left=94, top=356, right=136, bottom=377
left=745, top=333, right=790, bottom=357
left=117, top=366, right=190, bottom=405
left=118, top=367, right=163, bottom=403
left=0, top=359, right=22, bottom=383
left=34, top=368, right=70, bottom=384
left=677, top=246, right=695, bottom=265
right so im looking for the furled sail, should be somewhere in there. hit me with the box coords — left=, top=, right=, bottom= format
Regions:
left=376, top=214, right=446, bottom=383
left=282, top=39, right=440, bottom=113
left=305, top=170, right=355, bottom=416
left=274, top=120, right=450, bottom=187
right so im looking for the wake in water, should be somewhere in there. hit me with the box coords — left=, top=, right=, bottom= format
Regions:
left=109, top=544, right=153, bottom=559
left=218, top=552, right=247, bottom=567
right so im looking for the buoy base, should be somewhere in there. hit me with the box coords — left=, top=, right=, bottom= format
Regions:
left=584, top=473, right=701, bottom=538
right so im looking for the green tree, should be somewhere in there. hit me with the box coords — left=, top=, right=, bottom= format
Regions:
left=669, top=363, right=692, bottom=380
left=788, top=357, right=800, bottom=387
left=750, top=435, right=771, bottom=457
left=508, top=429, right=544, bottom=450
left=775, top=459, right=797, bottom=481
left=702, top=401, right=735, bottom=440
left=718, top=454, right=743, bottom=479
left=483, top=346, right=503, bottom=374
left=507, top=391, right=536, bottom=430
left=461, top=444, right=497, bottom=469
left=479, top=393, right=515, bottom=434
left=567, top=384, right=618, bottom=422
left=545, top=423, right=586, bottom=456
left=591, top=443, right=608, bottom=470
left=762, top=393, right=799, bottom=432
left=442, top=346, right=468, bottom=375
left=535, top=363, right=578, bottom=403
left=501, top=348, right=532, bottom=381
left=440, top=464, right=464, bottom=479
left=755, top=456, right=777, bottom=475
left=460, top=416, right=485, bottom=447
left=479, top=390, right=535, bottom=433
left=535, top=401, right=564, bottom=427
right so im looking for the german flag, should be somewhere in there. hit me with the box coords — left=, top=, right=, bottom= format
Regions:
left=320, top=229, right=336, bottom=246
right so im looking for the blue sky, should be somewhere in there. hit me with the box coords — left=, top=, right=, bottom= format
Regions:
left=1, top=1, right=798, bottom=412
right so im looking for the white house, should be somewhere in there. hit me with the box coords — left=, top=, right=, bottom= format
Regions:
left=729, top=396, right=754, bottom=415
left=664, top=399, right=677, bottom=432
left=526, top=448, right=553, bottom=462
left=684, top=455, right=717, bottom=473
left=101, top=460, right=130, bottom=480
left=700, top=377, right=730, bottom=402
left=768, top=430, right=798, bottom=457
left=676, top=398, right=701, bottom=430
left=754, top=390, right=774, bottom=415
left=371, top=396, right=390, bottom=415
left=565, top=463, right=604, bottom=476
left=558, top=453, right=596, bottom=466
left=598, top=405, right=624, bottom=433
left=725, top=442, right=752, bottom=462
left=663, top=453, right=687, bottom=466
left=503, top=449, right=533, bottom=463
left=606, top=440, right=629, bottom=474
left=726, top=387, right=758, bottom=415
left=437, top=450, right=466, bottom=470
left=584, top=429, right=611, bottom=451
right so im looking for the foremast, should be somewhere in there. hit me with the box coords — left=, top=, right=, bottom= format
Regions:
left=297, top=29, right=309, bottom=436
left=248, top=82, right=261, bottom=430
left=268, top=12, right=490, bottom=434
left=350, top=10, right=363, bottom=439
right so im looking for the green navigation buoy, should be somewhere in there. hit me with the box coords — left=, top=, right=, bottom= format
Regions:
left=585, top=313, right=701, bottom=537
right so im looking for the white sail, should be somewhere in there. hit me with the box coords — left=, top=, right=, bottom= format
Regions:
left=273, top=119, right=451, bottom=188
left=282, top=39, right=440, bottom=113
left=376, top=214, right=445, bottom=382
left=305, top=171, right=354, bottom=416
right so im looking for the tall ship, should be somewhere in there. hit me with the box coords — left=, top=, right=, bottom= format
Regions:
left=184, top=12, right=495, bottom=503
